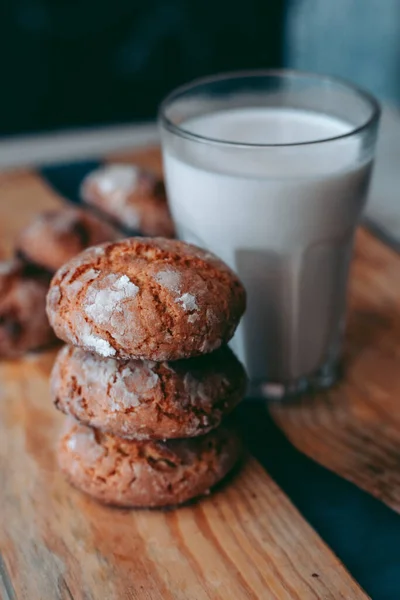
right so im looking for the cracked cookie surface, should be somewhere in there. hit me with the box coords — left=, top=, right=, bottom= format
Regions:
left=46, top=237, right=246, bottom=361
left=81, top=163, right=175, bottom=238
left=58, top=416, right=242, bottom=507
left=51, top=344, right=246, bottom=440
left=17, top=207, right=122, bottom=273
left=0, top=259, right=57, bottom=357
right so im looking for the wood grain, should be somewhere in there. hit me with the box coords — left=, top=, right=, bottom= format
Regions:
left=270, top=228, right=400, bottom=513
left=0, top=354, right=366, bottom=600
left=0, top=149, right=367, bottom=599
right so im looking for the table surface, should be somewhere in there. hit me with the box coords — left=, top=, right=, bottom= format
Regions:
left=1, top=147, right=400, bottom=599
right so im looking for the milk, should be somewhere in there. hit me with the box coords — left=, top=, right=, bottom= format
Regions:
left=162, top=108, right=373, bottom=387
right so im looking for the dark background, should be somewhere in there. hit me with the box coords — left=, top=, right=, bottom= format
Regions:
left=0, top=0, right=285, bottom=136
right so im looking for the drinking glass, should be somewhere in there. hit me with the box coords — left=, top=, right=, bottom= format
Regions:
left=159, top=70, right=380, bottom=399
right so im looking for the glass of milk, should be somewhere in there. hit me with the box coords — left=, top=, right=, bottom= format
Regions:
left=159, top=70, right=380, bottom=399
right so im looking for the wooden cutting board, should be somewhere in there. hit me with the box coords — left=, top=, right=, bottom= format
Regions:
left=2, top=146, right=396, bottom=600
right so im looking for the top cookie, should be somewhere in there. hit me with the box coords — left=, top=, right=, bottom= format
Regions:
left=16, top=207, right=122, bottom=273
left=81, top=164, right=175, bottom=238
left=46, top=237, right=246, bottom=361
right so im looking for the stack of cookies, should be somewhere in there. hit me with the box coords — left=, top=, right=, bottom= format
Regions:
left=47, top=237, right=247, bottom=507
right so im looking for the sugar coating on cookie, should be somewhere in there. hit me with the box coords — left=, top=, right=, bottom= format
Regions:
left=81, top=163, right=175, bottom=238
left=0, top=259, right=56, bottom=357
left=46, top=237, right=246, bottom=361
left=51, top=344, right=246, bottom=439
left=92, top=164, right=140, bottom=196
left=16, top=207, right=122, bottom=273
left=58, top=416, right=242, bottom=507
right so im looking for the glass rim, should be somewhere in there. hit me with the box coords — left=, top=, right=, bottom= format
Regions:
left=158, top=68, right=381, bottom=148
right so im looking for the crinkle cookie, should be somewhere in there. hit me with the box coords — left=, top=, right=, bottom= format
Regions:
left=0, top=259, right=56, bottom=357
left=46, top=237, right=246, bottom=361
left=51, top=344, right=246, bottom=440
left=81, top=163, right=175, bottom=238
left=16, top=207, right=122, bottom=273
left=58, top=416, right=242, bottom=507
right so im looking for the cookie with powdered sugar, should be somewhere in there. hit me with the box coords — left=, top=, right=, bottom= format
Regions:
left=51, top=344, right=246, bottom=440
left=16, top=207, right=122, bottom=273
left=81, top=163, right=175, bottom=238
left=58, top=416, right=242, bottom=507
left=46, top=237, right=246, bottom=361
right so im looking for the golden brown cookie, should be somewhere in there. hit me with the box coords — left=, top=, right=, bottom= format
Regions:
left=81, top=163, right=175, bottom=238
left=58, top=416, right=242, bottom=507
left=51, top=344, right=246, bottom=440
left=0, top=259, right=56, bottom=358
left=46, top=237, right=246, bottom=361
left=16, top=207, right=122, bottom=273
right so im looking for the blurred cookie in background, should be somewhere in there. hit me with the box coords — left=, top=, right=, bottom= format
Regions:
left=16, top=207, right=122, bottom=273
left=81, top=163, right=175, bottom=238
left=0, top=259, right=57, bottom=358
